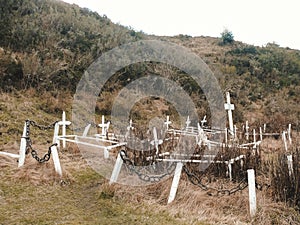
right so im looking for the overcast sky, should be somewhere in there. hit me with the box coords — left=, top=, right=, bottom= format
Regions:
left=62, top=0, right=300, bottom=50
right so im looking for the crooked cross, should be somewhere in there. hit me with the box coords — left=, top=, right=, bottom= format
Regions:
left=224, top=92, right=235, bottom=135
left=201, top=115, right=207, bottom=127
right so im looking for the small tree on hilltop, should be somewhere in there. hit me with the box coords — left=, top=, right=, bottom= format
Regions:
left=221, top=29, right=234, bottom=45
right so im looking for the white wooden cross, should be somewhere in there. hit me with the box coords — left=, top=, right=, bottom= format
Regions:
left=164, top=116, right=171, bottom=130
left=200, top=115, right=207, bottom=127
left=58, top=111, right=71, bottom=148
left=98, top=115, right=110, bottom=137
left=224, top=92, right=235, bottom=135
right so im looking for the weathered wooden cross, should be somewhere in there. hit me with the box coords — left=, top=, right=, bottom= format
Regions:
left=224, top=92, right=235, bottom=135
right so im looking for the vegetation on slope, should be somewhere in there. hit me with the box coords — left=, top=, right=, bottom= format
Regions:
left=1, top=0, right=300, bottom=224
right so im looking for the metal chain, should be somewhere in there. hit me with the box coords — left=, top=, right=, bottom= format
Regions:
left=23, top=120, right=58, bottom=163
left=120, top=150, right=176, bottom=183
left=27, top=120, right=58, bottom=130
left=182, top=165, right=249, bottom=196
left=30, top=143, right=58, bottom=163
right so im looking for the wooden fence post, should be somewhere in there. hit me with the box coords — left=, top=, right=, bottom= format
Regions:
left=168, top=162, right=183, bottom=204
left=18, top=122, right=27, bottom=167
left=51, top=145, right=62, bottom=176
left=247, top=169, right=257, bottom=218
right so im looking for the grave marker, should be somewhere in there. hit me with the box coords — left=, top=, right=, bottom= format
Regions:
left=201, top=115, right=207, bottom=127
left=98, top=115, right=110, bottom=138
left=224, top=92, right=235, bottom=135
left=164, top=116, right=171, bottom=130
left=58, top=111, right=71, bottom=148
left=245, top=121, right=249, bottom=140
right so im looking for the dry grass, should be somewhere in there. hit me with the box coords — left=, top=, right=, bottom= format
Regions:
left=1, top=136, right=300, bottom=224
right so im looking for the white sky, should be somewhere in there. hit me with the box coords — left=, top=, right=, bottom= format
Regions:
left=62, top=0, right=300, bottom=50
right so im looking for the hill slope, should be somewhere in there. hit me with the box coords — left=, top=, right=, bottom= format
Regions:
left=1, top=1, right=300, bottom=224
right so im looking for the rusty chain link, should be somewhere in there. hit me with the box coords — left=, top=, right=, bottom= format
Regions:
left=22, top=120, right=58, bottom=163
left=120, top=149, right=176, bottom=183
left=182, top=165, right=248, bottom=196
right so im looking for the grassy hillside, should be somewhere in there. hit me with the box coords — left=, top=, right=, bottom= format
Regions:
left=1, top=0, right=300, bottom=224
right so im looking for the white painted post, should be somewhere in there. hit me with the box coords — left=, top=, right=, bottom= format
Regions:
left=288, top=124, right=292, bottom=145
left=109, top=152, right=124, bottom=184
left=18, top=122, right=27, bottom=167
left=253, top=129, right=256, bottom=149
left=247, top=169, right=257, bottom=218
left=224, top=92, right=235, bottom=136
left=263, top=124, right=266, bottom=133
left=259, top=127, right=263, bottom=141
left=53, top=123, right=59, bottom=146
left=104, top=147, right=109, bottom=159
left=100, top=115, right=106, bottom=136
left=245, top=121, right=249, bottom=141
left=228, top=162, right=233, bottom=181
left=82, top=124, right=91, bottom=137
left=225, top=128, right=228, bottom=144
left=234, top=125, right=237, bottom=140
left=282, top=131, right=288, bottom=152
left=51, top=145, right=62, bottom=176
left=58, top=111, right=71, bottom=148
left=164, top=116, right=171, bottom=130
left=168, top=162, right=183, bottom=204
left=287, top=155, right=294, bottom=177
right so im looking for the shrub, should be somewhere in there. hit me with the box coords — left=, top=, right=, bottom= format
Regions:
left=220, top=29, right=234, bottom=45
